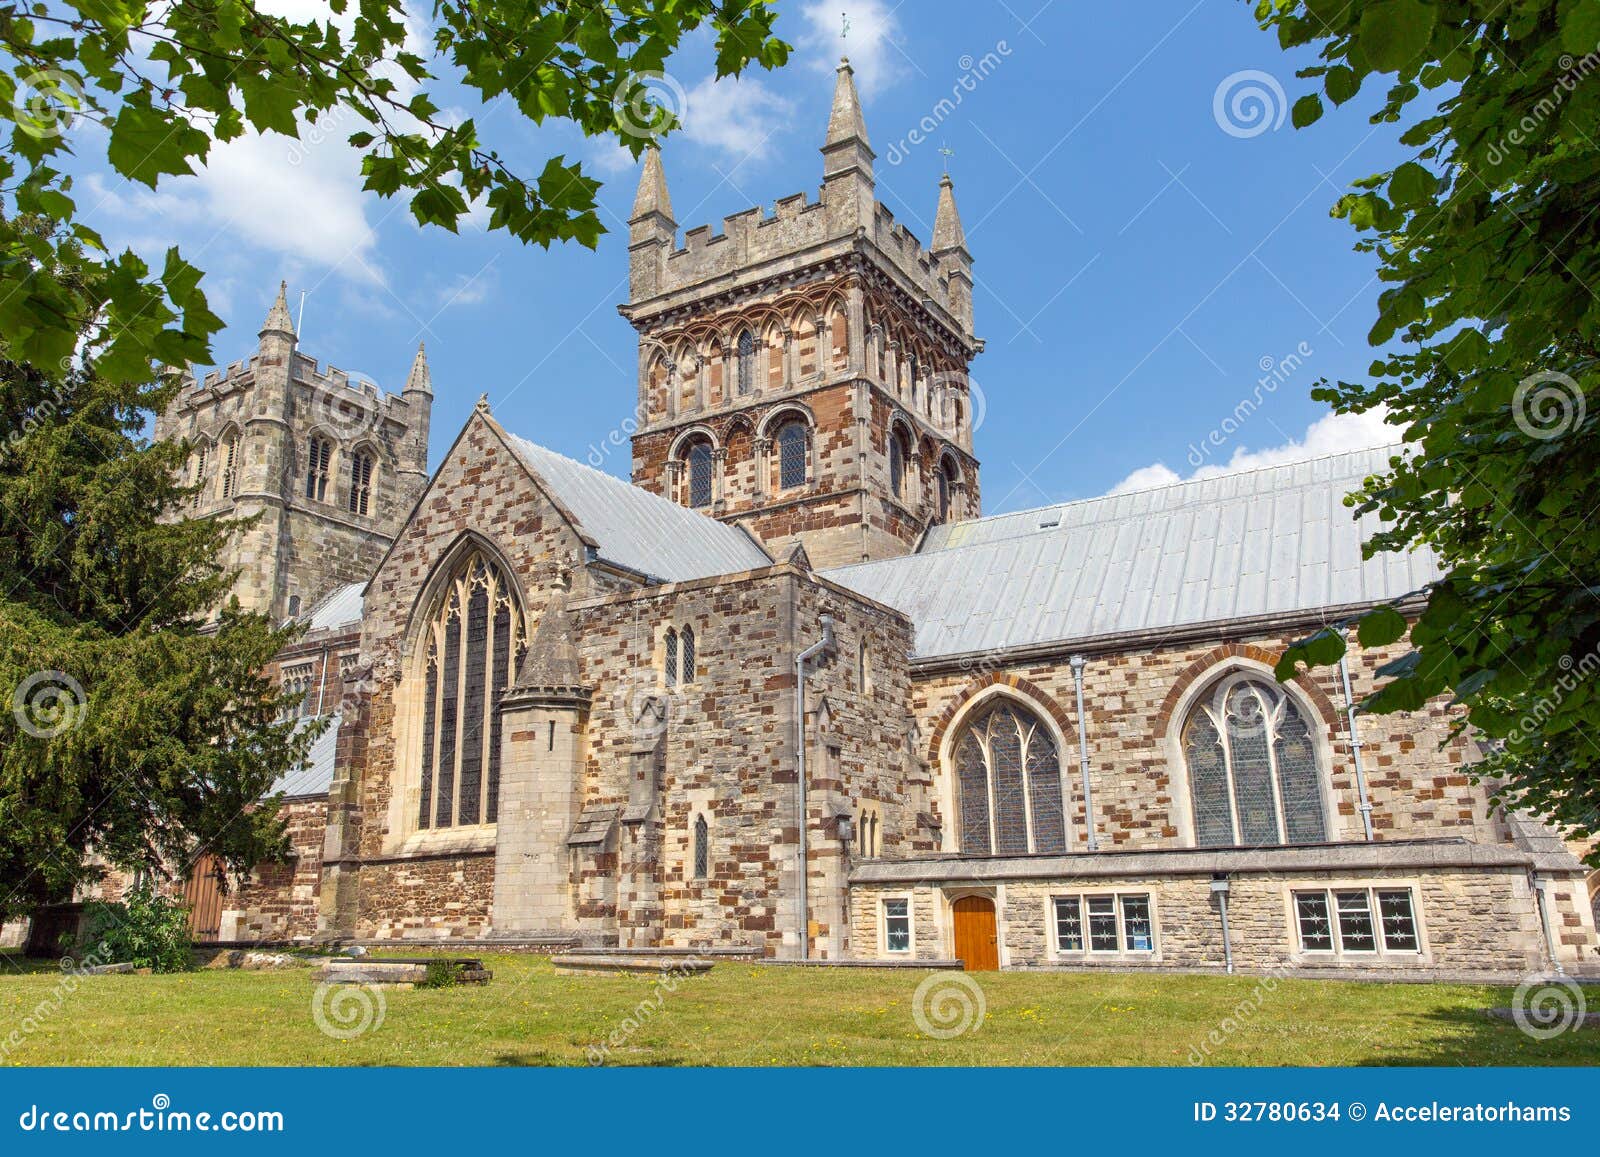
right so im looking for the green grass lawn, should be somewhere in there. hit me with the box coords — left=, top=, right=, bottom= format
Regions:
left=1, top=952, right=1595, bottom=1066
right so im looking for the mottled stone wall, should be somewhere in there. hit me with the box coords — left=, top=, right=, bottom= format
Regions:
left=225, top=797, right=327, bottom=942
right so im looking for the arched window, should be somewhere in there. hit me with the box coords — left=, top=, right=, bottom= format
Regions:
left=736, top=330, right=756, bottom=395
left=776, top=420, right=808, bottom=490
left=305, top=436, right=332, bottom=501
left=937, top=460, right=956, bottom=521
left=858, top=638, right=871, bottom=693
left=693, top=814, right=709, bottom=879
left=952, top=700, right=1066, bottom=855
left=889, top=428, right=908, bottom=500
left=680, top=625, right=695, bottom=683
left=189, top=442, right=209, bottom=508
left=1181, top=672, right=1326, bottom=847
left=664, top=627, right=679, bottom=688
left=347, top=450, right=374, bottom=515
left=415, top=549, right=527, bottom=830
left=219, top=433, right=239, bottom=498
left=684, top=439, right=713, bottom=508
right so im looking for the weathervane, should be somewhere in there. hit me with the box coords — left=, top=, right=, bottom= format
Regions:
left=939, top=143, right=955, bottom=172
left=841, top=11, right=850, bottom=41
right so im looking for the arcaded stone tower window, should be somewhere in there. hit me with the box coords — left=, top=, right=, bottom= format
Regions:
left=305, top=435, right=332, bottom=501
left=347, top=450, right=374, bottom=516
left=776, top=420, right=808, bottom=490
left=219, top=432, right=239, bottom=498
left=953, top=700, right=1066, bottom=855
left=693, top=813, right=709, bottom=879
left=736, top=329, right=756, bottom=395
left=1181, top=672, right=1326, bottom=847
left=416, top=550, right=526, bottom=830
left=889, top=428, right=908, bottom=500
left=684, top=439, right=713, bottom=508
left=188, top=441, right=209, bottom=508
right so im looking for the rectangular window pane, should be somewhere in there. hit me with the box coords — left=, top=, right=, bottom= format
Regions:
left=1054, top=897, right=1082, bottom=952
left=1295, top=891, right=1333, bottom=951
left=1377, top=890, right=1419, bottom=952
left=1335, top=890, right=1376, bottom=952
left=884, top=898, right=910, bottom=953
left=1120, top=895, right=1154, bottom=952
left=1087, top=896, right=1119, bottom=952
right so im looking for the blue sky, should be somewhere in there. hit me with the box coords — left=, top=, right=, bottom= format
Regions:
left=87, top=1, right=1410, bottom=513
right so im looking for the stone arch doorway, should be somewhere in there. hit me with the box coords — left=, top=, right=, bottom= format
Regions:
left=951, top=895, right=998, bottom=971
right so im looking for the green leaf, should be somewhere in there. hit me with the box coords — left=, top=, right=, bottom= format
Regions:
left=1325, top=65, right=1360, bottom=104
left=1356, top=605, right=1408, bottom=647
left=1360, top=0, right=1437, bottom=72
left=1292, top=93, right=1324, bottom=128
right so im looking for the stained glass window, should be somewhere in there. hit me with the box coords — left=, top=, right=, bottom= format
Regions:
left=1183, top=673, right=1327, bottom=848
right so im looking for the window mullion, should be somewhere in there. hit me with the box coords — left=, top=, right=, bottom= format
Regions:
left=453, top=580, right=469, bottom=823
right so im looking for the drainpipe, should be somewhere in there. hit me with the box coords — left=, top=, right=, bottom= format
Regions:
left=1337, top=649, right=1375, bottom=842
left=794, top=614, right=835, bottom=961
left=1069, top=654, right=1099, bottom=851
left=1533, top=876, right=1565, bottom=976
left=1211, top=874, right=1234, bottom=974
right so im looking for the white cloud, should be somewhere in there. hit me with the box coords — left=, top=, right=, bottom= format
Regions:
left=800, top=0, right=906, bottom=97
left=1108, top=407, right=1401, bottom=495
left=681, top=74, right=795, bottom=162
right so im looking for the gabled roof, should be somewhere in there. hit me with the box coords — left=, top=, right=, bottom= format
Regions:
left=297, top=582, right=364, bottom=633
left=823, top=446, right=1439, bottom=659
left=502, top=433, right=771, bottom=583
left=271, top=713, right=340, bottom=799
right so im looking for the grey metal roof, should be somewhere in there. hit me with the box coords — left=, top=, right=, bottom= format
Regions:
left=504, top=433, right=771, bottom=583
left=299, top=582, right=364, bottom=633
left=823, top=446, right=1439, bottom=659
left=270, top=713, right=339, bottom=799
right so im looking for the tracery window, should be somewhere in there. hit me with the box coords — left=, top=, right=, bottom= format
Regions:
left=348, top=450, right=374, bottom=515
left=776, top=420, right=808, bottom=490
left=684, top=439, right=713, bottom=508
left=416, top=550, right=527, bottom=830
left=1180, top=671, right=1326, bottom=847
left=952, top=700, right=1066, bottom=855
left=736, top=330, right=756, bottom=395
left=305, top=436, right=332, bottom=501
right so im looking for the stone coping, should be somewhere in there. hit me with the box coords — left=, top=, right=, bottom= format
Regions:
left=848, top=838, right=1586, bottom=885
left=551, top=954, right=715, bottom=975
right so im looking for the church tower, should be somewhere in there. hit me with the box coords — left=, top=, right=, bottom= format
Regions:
left=153, top=283, right=434, bottom=618
left=621, top=60, right=982, bottom=567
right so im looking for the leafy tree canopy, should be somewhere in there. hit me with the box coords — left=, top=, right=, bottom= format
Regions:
left=1257, top=0, right=1600, bottom=849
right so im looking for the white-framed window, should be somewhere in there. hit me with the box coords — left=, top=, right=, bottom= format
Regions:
left=882, top=897, right=911, bottom=953
left=1293, top=887, right=1421, bottom=955
left=1052, top=892, right=1156, bottom=955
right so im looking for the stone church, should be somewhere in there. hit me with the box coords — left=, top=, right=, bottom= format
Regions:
left=163, top=61, right=1596, bottom=975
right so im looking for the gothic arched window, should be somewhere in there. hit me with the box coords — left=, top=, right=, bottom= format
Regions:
left=664, top=627, right=679, bottom=688
left=736, top=330, right=756, bottom=395
left=347, top=450, right=374, bottom=515
left=889, top=428, right=908, bottom=500
left=776, top=420, right=808, bottom=490
left=684, top=439, right=714, bottom=508
left=219, top=433, right=239, bottom=499
left=680, top=625, right=695, bottom=683
left=415, top=549, right=527, bottom=830
left=952, top=700, right=1067, bottom=855
left=1181, top=671, right=1326, bottom=848
left=693, top=814, right=709, bottom=879
left=937, top=459, right=957, bottom=521
left=189, top=441, right=209, bottom=508
left=305, top=436, right=332, bottom=501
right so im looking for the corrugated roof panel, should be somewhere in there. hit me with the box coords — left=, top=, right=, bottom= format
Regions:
left=271, top=713, right=340, bottom=798
left=823, top=446, right=1435, bottom=658
left=504, top=434, right=771, bottom=583
left=300, top=582, right=364, bottom=632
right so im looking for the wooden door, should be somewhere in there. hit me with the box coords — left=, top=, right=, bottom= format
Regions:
left=951, top=895, right=998, bottom=971
left=183, top=854, right=226, bottom=942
